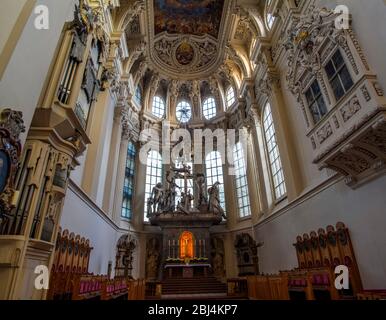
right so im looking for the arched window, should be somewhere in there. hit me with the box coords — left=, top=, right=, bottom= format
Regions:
left=263, top=103, right=286, bottom=200
left=135, top=86, right=142, bottom=104
left=144, top=150, right=163, bottom=221
left=233, top=142, right=251, bottom=218
left=176, top=101, right=192, bottom=123
left=152, top=96, right=165, bottom=119
left=226, top=86, right=236, bottom=108
left=266, top=0, right=276, bottom=30
left=205, top=151, right=226, bottom=212
left=203, top=97, right=217, bottom=120
left=122, top=142, right=136, bottom=219
left=266, top=13, right=276, bottom=29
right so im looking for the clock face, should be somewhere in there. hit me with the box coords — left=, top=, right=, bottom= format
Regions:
left=176, top=101, right=192, bottom=123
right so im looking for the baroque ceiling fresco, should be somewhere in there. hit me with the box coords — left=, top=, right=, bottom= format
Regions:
left=146, top=0, right=232, bottom=79
left=153, top=0, right=225, bottom=38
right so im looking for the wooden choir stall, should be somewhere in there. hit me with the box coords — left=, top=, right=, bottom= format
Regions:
left=47, top=228, right=146, bottom=300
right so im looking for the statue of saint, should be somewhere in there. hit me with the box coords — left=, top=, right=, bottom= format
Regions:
left=208, top=182, right=226, bottom=219
left=195, top=173, right=207, bottom=207
left=150, top=182, right=163, bottom=213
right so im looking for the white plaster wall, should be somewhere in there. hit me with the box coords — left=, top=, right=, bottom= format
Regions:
left=60, top=185, right=119, bottom=275
left=0, top=0, right=77, bottom=144
left=71, top=152, right=87, bottom=186
left=255, top=175, right=386, bottom=289
left=0, top=0, right=28, bottom=56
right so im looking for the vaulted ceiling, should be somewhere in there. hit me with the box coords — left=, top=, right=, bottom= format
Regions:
left=117, top=0, right=268, bottom=93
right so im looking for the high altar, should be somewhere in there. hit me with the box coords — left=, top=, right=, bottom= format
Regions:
left=147, top=164, right=225, bottom=279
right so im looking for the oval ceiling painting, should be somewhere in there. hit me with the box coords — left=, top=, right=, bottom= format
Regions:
left=176, top=42, right=195, bottom=66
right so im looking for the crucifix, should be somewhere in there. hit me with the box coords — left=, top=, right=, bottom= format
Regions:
left=172, top=163, right=193, bottom=195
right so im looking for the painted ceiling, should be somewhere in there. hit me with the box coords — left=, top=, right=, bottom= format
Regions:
left=153, top=0, right=225, bottom=38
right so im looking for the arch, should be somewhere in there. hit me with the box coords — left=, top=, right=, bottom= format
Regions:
left=248, top=11, right=266, bottom=37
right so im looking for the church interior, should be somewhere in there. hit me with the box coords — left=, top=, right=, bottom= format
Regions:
left=1, top=0, right=386, bottom=301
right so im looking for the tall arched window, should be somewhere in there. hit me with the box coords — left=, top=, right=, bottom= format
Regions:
left=203, top=97, right=217, bottom=120
left=263, top=103, right=286, bottom=200
left=152, top=96, right=165, bottom=118
left=144, top=150, right=163, bottom=221
left=135, top=86, right=142, bottom=104
left=205, top=151, right=226, bottom=212
left=226, top=86, right=236, bottom=108
left=233, top=142, right=251, bottom=218
left=266, top=13, right=276, bottom=29
left=122, top=142, right=136, bottom=219
left=176, top=101, right=192, bottom=123
left=266, top=0, right=276, bottom=30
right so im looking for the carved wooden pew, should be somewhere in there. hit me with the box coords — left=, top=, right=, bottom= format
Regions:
left=286, top=270, right=313, bottom=300
left=308, top=268, right=340, bottom=300
left=127, top=279, right=146, bottom=300
left=246, top=275, right=289, bottom=300
left=101, top=278, right=128, bottom=300
left=227, top=278, right=248, bottom=298
left=357, top=290, right=386, bottom=300
left=71, top=275, right=106, bottom=300
left=268, top=275, right=290, bottom=300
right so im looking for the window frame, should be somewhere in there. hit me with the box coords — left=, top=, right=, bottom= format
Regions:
left=265, top=0, right=276, bottom=30
left=135, top=86, right=142, bottom=105
left=205, top=151, right=226, bottom=213
left=144, top=150, right=163, bottom=222
left=176, top=100, right=192, bottom=123
left=152, top=95, right=166, bottom=119
left=324, top=49, right=354, bottom=102
left=226, top=86, right=236, bottom=109
left=202, top=96, right=217, bottom=120
left=121, top=141, right=136, bottom=220
left=233, top=142, right=251, bottom=219
left=304, top=79, right=328, bottom=124
left=262, top=102, right=287, bottom=201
